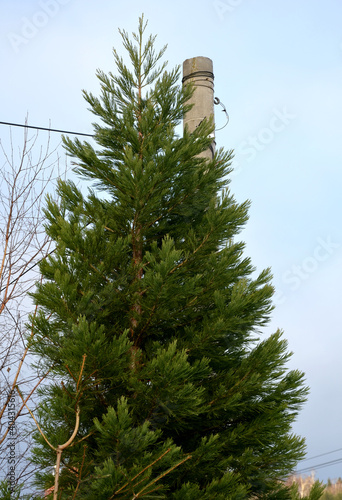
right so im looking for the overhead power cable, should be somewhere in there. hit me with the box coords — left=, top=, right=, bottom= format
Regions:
left=293, top=446, right=342, bottom=476
left=301, top=447, right=342, bottom=462
left=0, top=120, right=94, bottom=137
left=0, top=121, right=95, bottom=295
left=296, top=456, right=342, bottom=475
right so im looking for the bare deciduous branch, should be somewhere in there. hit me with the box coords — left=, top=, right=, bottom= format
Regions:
left=0, top=119, right=63, bottom=491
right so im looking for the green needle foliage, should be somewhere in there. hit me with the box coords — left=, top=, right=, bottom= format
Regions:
left=29, top=16, right=311, bottom=499
left=0, top=480, right=23, bottom=500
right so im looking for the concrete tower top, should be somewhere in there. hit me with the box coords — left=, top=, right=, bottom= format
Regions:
left=182, top=56, right=215, bottom=159
left=182, top=56, right=214, bottom=87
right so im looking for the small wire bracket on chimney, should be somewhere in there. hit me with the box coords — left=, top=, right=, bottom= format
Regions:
left=214, top=97, right=229, bottom=131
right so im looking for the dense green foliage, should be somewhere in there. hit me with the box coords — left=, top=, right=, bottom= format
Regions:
left=29, top=17, right=310, bottom=499
left=0, top=480, right=22, bottom=500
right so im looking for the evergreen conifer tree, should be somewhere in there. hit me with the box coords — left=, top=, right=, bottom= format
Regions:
left=29, top=16, right=311, bottom=499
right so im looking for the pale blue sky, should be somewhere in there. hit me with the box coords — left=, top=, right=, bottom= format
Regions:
left=1, top=0, right=342, bottom=483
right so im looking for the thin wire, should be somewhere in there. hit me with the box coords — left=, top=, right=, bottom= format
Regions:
left=0, top=121, right=94, bottom=137
left=302, top=447, right=342, bottom=462
left=0, top=120, right=92, bottom=295
left=0, top=120, right=91, bottom=297
left=296, top=456, right=342, bottom=474
left=214, top=97, right=229, bottom=131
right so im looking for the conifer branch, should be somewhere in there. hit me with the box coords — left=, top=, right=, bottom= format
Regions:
left=109, top=448, right=187, bottom=499
left=132, top=454, right=192, bottom=498
left=71, top=444, right=87, bottom=500
left=69, top=431, right=94, bottom=448
left=169, top=231, right=212, bottom=275
left=77, top=354, right=87, bottom=391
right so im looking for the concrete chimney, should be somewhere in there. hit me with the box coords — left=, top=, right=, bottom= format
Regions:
left=182, top=56, right=215, bottom=160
